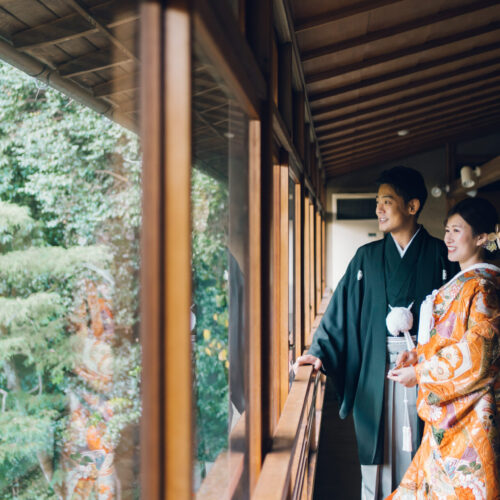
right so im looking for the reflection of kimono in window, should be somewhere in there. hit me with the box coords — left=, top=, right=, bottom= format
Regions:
left=389, top=265, right=500, bottom=500
left=308, top=228, right=457, bottom=497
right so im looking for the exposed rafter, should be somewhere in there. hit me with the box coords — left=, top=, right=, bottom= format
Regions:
left=308, top=41, right=500, bottom=103
left=323, top=119, right=500, bottom=177
left=318, top=86, right=500, bottom=146
left=306, top=22, right=500, bottom=85
left=294, top=0, right=402, bottom=32
left=13, top=0, right=138, bottom=50
left=301, top=0, right=499, bottom=61
left=313, top=62, right=500, bottom=122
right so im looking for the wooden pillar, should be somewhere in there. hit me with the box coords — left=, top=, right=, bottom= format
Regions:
left=164, top=2, right=192, bottom=498
left=140, top=1, right=192, bottom=498
left=140, top=1, right=164, bottom=497
left=246, top=0, right=274, bottom=462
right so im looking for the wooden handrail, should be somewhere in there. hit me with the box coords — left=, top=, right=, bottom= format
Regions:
left=253, top=291, right=332, bottom=499
left=252, top=364, right=324, bottom=500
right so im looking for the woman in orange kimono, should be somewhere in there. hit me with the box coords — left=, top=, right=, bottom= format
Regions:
left=387, top=197, right=500, bottom=500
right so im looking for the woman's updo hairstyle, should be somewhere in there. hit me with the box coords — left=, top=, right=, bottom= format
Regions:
left=447, top=197, right=499, bottom=258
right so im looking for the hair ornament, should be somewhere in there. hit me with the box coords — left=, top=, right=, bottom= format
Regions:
left=485, top=223, right=500, bottom=252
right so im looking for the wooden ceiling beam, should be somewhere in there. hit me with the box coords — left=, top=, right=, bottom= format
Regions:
left=308, top=41, right=500, bottom=103
left=314, top=65, right=500, bottom=127
left=320, top=96, right=500, bottom=153
left=306, top=22, right=500, bottom=84
left=320, top=101, right=500, bottom=162
left=294, top=0, right=402, bottom=33
left=318, top=84, right=500, bottom=145
left=323, top=120, right=500, bottom=176
left=321, top=106, right=500, bottom=163
left=65, top=0, right=139, bottom=63
left=13, top=0, right=137, bottom=50
left=92, top=71, right=139, bottom=97
left=57, top=47, right=131, bottom=77
left=302, top=0, right=500, bottom=61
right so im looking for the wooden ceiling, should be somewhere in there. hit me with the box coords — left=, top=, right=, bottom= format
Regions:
left=291, top=0, right=500, bottom=178
left=0, top=0, right=139, bottom=130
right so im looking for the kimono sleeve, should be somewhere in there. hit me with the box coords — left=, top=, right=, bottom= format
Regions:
left=415, top=279, right=500, bottom=405
left=307, top=251, right=363, bottom=404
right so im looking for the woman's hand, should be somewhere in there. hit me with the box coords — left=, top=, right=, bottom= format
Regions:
left=293, top=354, right=322, bottom=374
left=395, top=350, right=418, bottom=368
left=387, top=366, right=417, bottom=387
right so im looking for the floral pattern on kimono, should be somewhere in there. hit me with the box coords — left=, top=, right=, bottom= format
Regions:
left=388, top=266, right=500, bottom=500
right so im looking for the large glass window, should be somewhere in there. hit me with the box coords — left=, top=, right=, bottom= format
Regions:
left=192, top=41, right=249, bottom=494
left=0, top=3, right=141, bottom=498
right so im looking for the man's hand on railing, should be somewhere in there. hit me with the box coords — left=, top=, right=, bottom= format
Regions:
left=293, top=354, right=322, bottom=374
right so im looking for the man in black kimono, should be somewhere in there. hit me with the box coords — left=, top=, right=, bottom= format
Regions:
left=296, top=166, right=458, bottom=499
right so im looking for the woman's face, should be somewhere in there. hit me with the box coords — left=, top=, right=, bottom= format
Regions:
left=444, top=213, right=485, bottom=269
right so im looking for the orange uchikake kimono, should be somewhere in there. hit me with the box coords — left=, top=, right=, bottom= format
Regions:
left=388, top=264, right=500, bottom=500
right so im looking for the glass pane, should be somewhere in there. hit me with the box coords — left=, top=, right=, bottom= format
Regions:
left=288, top=178, right=296, bottom=386
left=0, top=3, right=141, bottom=498
left=192, top=41, right=249, bottom=493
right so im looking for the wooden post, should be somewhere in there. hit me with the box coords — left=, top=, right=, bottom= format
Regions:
left=295, top=182, right=303, bottom=357
left=248, top=120, right=262, bottom=492
left=164, top=2, right=192, bottom=498
left=139, top=1, right=164, bottom=497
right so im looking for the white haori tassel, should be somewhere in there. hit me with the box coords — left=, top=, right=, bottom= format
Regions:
left=386, top=302, right=415, bottom=350
left=386, top=303, right=415, bottom=453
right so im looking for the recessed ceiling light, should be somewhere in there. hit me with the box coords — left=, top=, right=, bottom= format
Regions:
left=397, top=129, right=409, bottom=137
left=224, top=132, right=235, bottom=139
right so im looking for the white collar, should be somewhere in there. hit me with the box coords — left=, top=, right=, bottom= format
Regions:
left=449, top=262, right=500, bottom=283
left=390, top=226, right=422, bottom=258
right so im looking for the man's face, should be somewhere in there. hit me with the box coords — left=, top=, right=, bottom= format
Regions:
left=375, top=183, right=415, bottom=234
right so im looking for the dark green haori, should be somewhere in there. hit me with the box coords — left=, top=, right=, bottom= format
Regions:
left=308, top=227, right=458, bottom=465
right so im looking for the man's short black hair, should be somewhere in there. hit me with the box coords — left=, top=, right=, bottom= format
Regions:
left=376, top=166, right=428, bottom=217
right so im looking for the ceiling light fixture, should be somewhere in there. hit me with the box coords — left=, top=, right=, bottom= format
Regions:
left=397, top=129, right=409, bottom=137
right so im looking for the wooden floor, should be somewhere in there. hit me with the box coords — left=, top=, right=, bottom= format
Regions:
left=313, top=377, right=361, bottom=500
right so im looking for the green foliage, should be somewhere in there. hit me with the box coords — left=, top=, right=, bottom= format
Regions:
left=0, top=201, right=43, bottom=252
left=0, top=246, right=111, bottom=298
left=192, top=168, right=230, bottom=467
left=0, top=60, right=141, bottom=497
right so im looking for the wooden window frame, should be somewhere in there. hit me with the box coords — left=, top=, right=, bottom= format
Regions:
left=271, top=150, right=292, bottom=423
left=140, top=0, right=264, bottom=497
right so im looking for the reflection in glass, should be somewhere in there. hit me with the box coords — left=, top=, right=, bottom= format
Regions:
left=0, top=61, right=141, bottom=498
left=192, top=42, right=249, bottom=493
left=0, top=2, right=141, bottom=495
